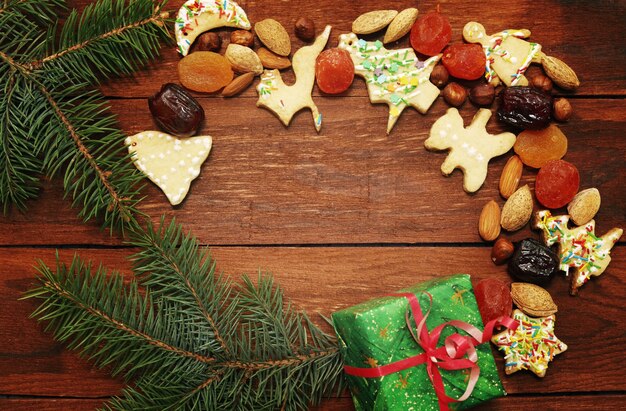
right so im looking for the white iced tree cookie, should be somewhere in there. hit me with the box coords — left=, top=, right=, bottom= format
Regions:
left=256, top=25, right=331, bottom=132
left=126, top=131, right=212, bottom=205
left=338, top=33, right=440, bottom=134
left=175, top=0, right=251, bottom=56
left=425, top=108, right=516, bottom=193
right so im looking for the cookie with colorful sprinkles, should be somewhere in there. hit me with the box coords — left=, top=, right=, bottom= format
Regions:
left=492, top=309, right=567, bottom=377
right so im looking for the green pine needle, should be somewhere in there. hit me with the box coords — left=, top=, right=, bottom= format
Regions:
left=26, top=219, right=345, bottom=410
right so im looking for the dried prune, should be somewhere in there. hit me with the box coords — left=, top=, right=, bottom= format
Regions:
left=508, top=238, right=559, bottom=284
left=148, top=83, right=204, bottom=137
left=497, top=87, right=552, bottom=130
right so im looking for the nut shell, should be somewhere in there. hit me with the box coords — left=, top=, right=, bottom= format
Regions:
left=352, top=10, right=398, bottom=34
left=225, top=44, right=263, bottom=75
left=511, top=282, right=558, bottom=317
left=501, top=185, right=533, bottom=231
left=383, top=8, right=418, bottom=43
left=255, top=19, right=291, bottom=56
left=541, top=55, right=580, bottom=90
left=567, top=188, right=601, bottom=226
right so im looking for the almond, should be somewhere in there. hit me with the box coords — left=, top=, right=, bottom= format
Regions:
left=224, top=44, right=263, bottom=75
left=511, top=282, right=558, bottom=317
left=501, top=185, right=533, bottom=231
left=257, top=47, right=291, bottom=70
left=383, top=8, right=418, bottom=43
left=479, top=200, right=501, bottom=241
left=541, top=54, right=580, bottom=90
left=567, top=188, right=601, bottom=226
left=499, top=155, right=523, bottom=199
left=221, top=72, right=255, bottom=97
left=352, top=10, right=398, bottom=35
left=255, top=19, right=291, bottom=56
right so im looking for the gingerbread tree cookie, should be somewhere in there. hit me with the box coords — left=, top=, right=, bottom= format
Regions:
left=492, top=309, right=567, bottom=377
left=338, top=33, right=440, bottom=134
left=425, top=108, right=516, bottom=193
left=463, top=22, right=542, bottom=87
left=533, top=210, right=623, bottom=295
left=256, top=25, right=331, bottom=132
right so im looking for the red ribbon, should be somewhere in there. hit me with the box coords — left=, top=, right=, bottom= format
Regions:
left=343, top=292, right=518, bottom=411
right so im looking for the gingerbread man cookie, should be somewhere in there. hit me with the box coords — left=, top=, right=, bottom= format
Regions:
left=533, top=210, right=623, bottom=295
left=492, top=309, right=567, bottom=377
left=256, top=25, right=331, bottom=132
left=463, top=22, right=542, bottom=87
left=126, top=131, right=212, bottom=206
left=425, top=108, right=516, bottom=193
left=175, top=0, right=251, bottom=56
left=338, top=33, right=440, bottom=134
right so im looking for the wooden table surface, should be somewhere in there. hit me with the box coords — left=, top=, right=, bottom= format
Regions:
left=1, top=0, right=625, bottom=409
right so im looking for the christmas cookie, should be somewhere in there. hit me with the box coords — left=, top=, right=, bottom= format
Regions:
left=256, top=25, right=331, bottom=132
left=463, top=22, right=541, bottom=87
left=425, top=108, right=516, bottom=193
left=492, top=309, right=567, bottom=377
left=338, top=33, right=440, bottom=134
left=175, top=0, right=251, bottom=56
left=126, top=131, right=212, bottom=205
left=533, top=210, right=623, bottom=295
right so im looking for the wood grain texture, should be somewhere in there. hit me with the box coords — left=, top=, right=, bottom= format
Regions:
left=1, top=99, right=624, bottom=246
left=2, top=247, right=625, bottom=398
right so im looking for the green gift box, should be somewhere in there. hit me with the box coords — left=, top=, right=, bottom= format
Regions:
left=332, top=274, right=505, bottom=411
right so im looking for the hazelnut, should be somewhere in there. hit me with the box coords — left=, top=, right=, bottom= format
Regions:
left=523, top=66, right=544, bottom=82
left=491, top=237, right=514, bottom=265
left=442, top=82, right=467, bottom=107
left=294, top=17, right=316, bottom=42
left=430, top=65, right=449, bottom=88
left=530, top=74, right=553, bottom=94
left=230, top=30, right=254, bottom=47
left=469, top=83, right=495, bottom=106
left=553, top=97, right=572, bottom=122
left=192, top=32, right=221, bottom=52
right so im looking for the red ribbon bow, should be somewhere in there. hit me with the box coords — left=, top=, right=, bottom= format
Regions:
left=343, top=292, right=518, bottom=411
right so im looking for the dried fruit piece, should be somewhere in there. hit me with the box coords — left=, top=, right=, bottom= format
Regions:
left=225, top=44, right=263, bottom=74
left=499, top=155, right=523, bottom=199
left=148, top=83, right=204, bottom=137
left=567, top=188, right=601, bottom=226
left=508, top=238, right=559, bottom=284
left=511, top=282, right=558, bottom=317
left=442, top=44, right=486, bottom=80
left=383, top=7, right=419, bottom=44
left=255, top=18, right=291, bottom=56
left=501, top=185, right=533, bottom=231
left=257, top=47, right=291, bottom=70
left=479, top=200, right=501, bottom=241
left=535, top=159, right=580, bottom=209
left=492, top=237, right=515, bottom=265
left=352, top=10, right=398, bottom=34
left=410, top=10, right=451, bottom=56
left=514, top=124, right=568, bottom=169
left=178, top=51, right=233, bottom=93
left=497, top=86, right=552, bottom=130
left=474, top=278, right=512, bottom=325
left=221, top=72, right=255, bottom=97
left=315, top=48, right=354, bottom=94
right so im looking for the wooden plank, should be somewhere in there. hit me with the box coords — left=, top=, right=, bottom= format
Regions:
left=93, top=0, right=626, bottom=97
left=2, top=246, right=625, bottom=397
left=2, top=394, right=626, bottom=411
left=1, top=99, right=623, bottom=246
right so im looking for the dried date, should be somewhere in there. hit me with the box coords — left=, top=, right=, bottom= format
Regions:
left=508, top=238, right=559, bottom=284
left=497, top=87, right=552, bottom=130
left=148, top=83, right=204, bottom=137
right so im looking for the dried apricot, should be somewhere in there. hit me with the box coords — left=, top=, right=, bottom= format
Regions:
left=535, top=159, right=580, bottom=209
left=514, top=125, right=568, bottom=168
left=316, top=48, right=354, bottom=94
left=409, top=11, right=451, bottom=56
left=442, top=44, right=486, bottom=80
left=178, top=51, right=233, bottom=93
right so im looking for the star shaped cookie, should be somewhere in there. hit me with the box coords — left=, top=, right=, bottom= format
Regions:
left=533, top=210, right=623, bottom=295
left=338, top=33, right=440, bottom=134
left=425, top=108, right=516, bottom=193
left=492, top=309, right=567, bottom=377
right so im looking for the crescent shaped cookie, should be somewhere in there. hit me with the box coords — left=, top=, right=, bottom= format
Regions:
left=175, top=0, right=251, bottom=56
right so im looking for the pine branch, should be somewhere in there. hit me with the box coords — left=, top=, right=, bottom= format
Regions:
left=27, top=219, right=346, bottom=410
left=0, top=0, right=65, bottom=26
